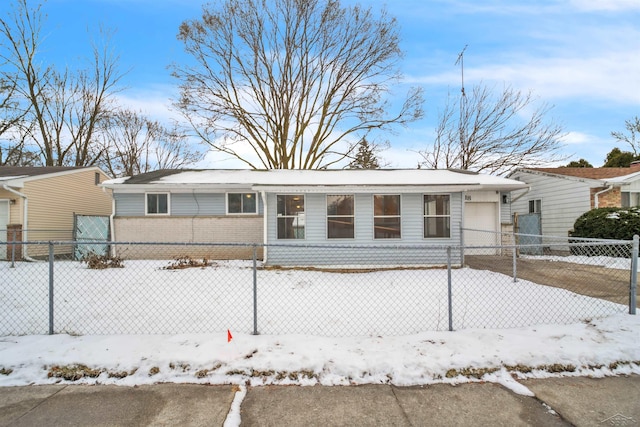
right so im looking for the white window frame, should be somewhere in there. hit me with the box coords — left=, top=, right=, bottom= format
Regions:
left=145, top=192, right=170, bottom=216
left=326, top=194, right=355, bottom=239
left=528, top=199, right=542, bottom=214
left=226, top=192, right=258, bottom=215
left=423, top=194, right=451, bottom=239
left=276, top=194, right=305, bottom=240
left=373, top=194, right=401, bottom=239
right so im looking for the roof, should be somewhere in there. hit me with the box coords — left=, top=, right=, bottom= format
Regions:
left=0, top=166, right=109, bottom=187
left=0, top=166, right=83, bottom=179
left=515, top=167, right=640, bottom=187
left=102, top=168, right=528, bottom=193
left=521, top=167, right=637, bottom=180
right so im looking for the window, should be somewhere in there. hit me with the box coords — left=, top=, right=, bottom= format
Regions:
left=622, top=192, right=640, bottom=208
left=146, top=193, right=169, bottom=215
left=277, top=195, right=305, bottom=239
left=424, top=195, right=450, bottom=238
left=227, top=193, right=257, bottom=214
left=327, top=195, right=354, bottom=239
left=528, top=199, right=541, bottom=214
left=374, top=195, right=400, bottom=239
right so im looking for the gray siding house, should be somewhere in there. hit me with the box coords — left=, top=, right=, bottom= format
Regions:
left=101, top=169, right=527, bottom=266
left=509, top=163, right=640, bottom=237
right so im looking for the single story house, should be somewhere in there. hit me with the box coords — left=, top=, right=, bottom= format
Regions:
left=508, top=162, right=640, bottom=237
left=101, top=169, right=527, bottom=266
left=0, top=166, right=113, bottom=259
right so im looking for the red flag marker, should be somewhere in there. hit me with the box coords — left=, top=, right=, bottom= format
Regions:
left=227, top=329, right=233, bottom=343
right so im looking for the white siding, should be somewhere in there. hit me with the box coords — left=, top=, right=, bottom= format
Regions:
left=510, top=171, right=592, bottom=237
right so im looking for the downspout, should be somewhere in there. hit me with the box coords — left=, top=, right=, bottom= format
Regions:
left=510, top=186, right=531, bottom=203
left=594, top=185, right=614, bottom=209
left=260, top=191, right=268, bottom=263
left=2, top=184, right=37, bottom=261
left=109, top=197, right=116, bottom=257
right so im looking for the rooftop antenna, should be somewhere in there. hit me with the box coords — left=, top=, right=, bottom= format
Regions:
left=455, top=44, right=468, bottom=98
left=455, top=45, right=468, bottom=163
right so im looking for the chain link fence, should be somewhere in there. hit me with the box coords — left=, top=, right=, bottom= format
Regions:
left=1, top=235, right=637, bottom=337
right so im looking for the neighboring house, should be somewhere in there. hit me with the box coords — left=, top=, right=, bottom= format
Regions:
left=0, top=166, right=113, bottom=260
left=508, top=162, right=640, bottom=237
left=101, top=169, right=527, bottom=266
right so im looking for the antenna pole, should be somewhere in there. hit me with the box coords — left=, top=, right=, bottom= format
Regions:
left=455, top=45, right=468, bottom=166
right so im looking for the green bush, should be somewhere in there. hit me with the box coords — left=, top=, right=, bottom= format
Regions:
left=570, top=207, right=640, bottom=240
left=569, top=207, right=640, bottom=257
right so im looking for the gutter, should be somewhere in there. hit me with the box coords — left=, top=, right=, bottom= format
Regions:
left=2, top=184, right=37, bottom=261
left=594, top=185, right=614, bottom=209
left=510, top=186, right=531, bottom=203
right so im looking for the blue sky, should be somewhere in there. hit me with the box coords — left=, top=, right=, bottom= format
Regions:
left=3, top=0, right=639, bottom=169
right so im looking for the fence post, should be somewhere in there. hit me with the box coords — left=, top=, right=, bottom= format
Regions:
left=512, top=230, right=517, bottom=283
left=447, top=246, right=453, bottom=331
left=49, top=242, right=54, bottom=335
left=459, top=222, right=465, bottom=266
left=630, top=235, right=638, bottom=315
left=10, top=228, right=16, bottom=268
left=252, top=245, right=259, bottom=335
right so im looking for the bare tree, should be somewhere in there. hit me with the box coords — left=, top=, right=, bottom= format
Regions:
left=0, top=0, right=123, bottom=166
left=419, top=84, right=566, bottom=175
left=0, top=76, right=38, bottom=165
left=101, top=109, right=205, bottom=177
left=173, top=0, right=423, bottom=169
left=611, top=116, right=640, bottom=156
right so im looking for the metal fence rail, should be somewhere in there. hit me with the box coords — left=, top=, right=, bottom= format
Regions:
left=1, top=237, right=637, bottom=337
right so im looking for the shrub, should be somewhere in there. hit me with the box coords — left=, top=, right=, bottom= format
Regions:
left=569, top=207, right=640, bottom=257
left=82, top=253, right=125, bottom=269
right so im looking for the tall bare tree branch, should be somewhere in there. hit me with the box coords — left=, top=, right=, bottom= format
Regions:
left=419, top=84, right=566, bottom=175
left=172, top=0, right=423, bottom=169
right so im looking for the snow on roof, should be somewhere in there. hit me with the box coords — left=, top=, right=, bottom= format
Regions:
left=102, top=169, right=527, bottom=191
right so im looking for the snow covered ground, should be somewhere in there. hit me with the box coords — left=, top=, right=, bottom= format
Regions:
left=0, top=258, right=638, bottom=390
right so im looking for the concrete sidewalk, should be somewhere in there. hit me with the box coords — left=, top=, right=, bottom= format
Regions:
left=1, top=375, right=638, bottom=426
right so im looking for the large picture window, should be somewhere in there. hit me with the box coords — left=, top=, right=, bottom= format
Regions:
left=146, top=193, right=169, bottom=215
left=227, top=193, right=257, bottom=214
left=327, top=195, right=354, bottom=239
left=277, top=195, right=305, bottom=239
left=374, top=195, right=401, bottom=239
left=424, top=195, right=450, bottom=238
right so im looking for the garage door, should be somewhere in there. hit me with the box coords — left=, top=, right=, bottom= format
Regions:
left=0, top=201, right=8, bottom=259
left=463, top=202, right=499, bottom=254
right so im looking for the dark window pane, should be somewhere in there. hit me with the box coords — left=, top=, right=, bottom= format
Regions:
left=424, top=217, right=450, bottom=238
left=374, top=217, right=401, bottom=239
left=228, top=193, right=242, bottom=213
left=374, top=195, right=400, bottom=216
left=277, top=195, right=305, bottom=239
left=328, top=217, right=354, bottom=239
left=243, top=193, right=256, bottom=213
left=158, top=194, right=168, bottom=213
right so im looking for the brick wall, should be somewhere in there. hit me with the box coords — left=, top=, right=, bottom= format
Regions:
left=590, top=187, right=621, bottom=209
left=113, top=216, right=263, bottom=260
left=5, top=224, right=22, bottom=260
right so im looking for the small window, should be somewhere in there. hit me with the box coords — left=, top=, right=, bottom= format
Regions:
left=277, top=195, right=305, bottom=239
left=146, top=193, right=169, bottom=215
left=94, top=172, right=100, bottom=185
left=227, top=193, right=257, bottom=214
left=374, top=195, right=401, bottom=239
left=622, top=192, right=640, bottom=208
left=424, top=194, right=450, bottom=238
left=528, top=199, right=541, bottom=214
left=327, top=195, right=354, bottom=239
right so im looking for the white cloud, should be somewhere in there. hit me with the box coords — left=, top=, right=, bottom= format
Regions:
left=569, top=0, right=640, bottom=11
